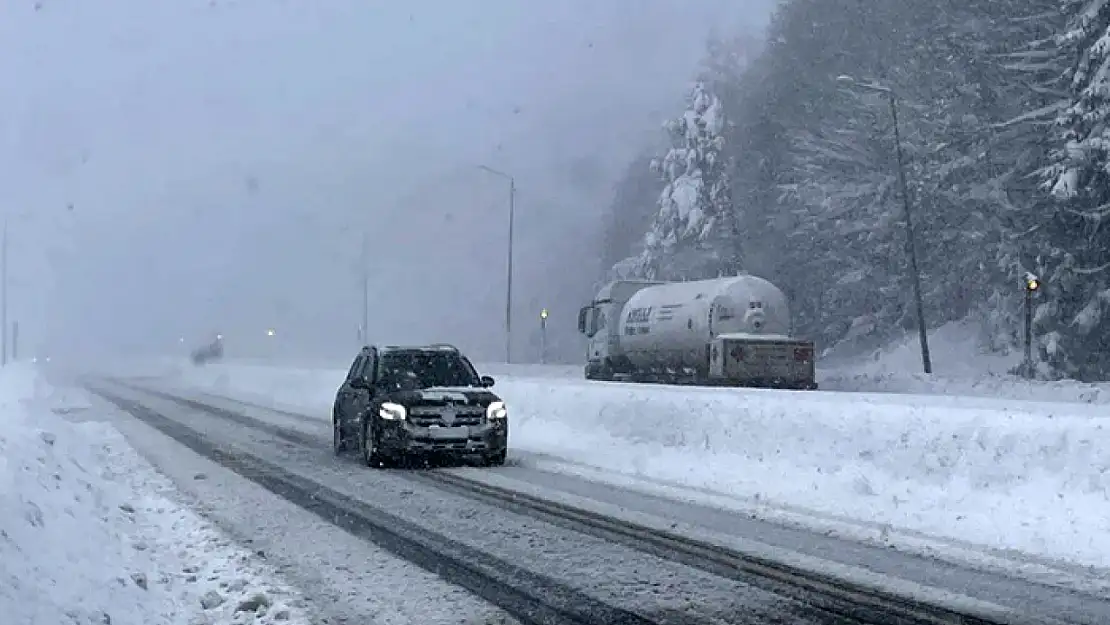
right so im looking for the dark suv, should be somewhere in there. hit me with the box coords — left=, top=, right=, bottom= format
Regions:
left=332, top=344, right=508, bottom=467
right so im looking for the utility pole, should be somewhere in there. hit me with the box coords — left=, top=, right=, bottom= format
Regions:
left=478, top=165, right=516, bottom=364
left=11, top=321, right=18, bottom=362
left=836, top=75, right=932, bottom=374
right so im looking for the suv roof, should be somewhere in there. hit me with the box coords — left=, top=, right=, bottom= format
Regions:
left=364, top=343, right=462, bottom=354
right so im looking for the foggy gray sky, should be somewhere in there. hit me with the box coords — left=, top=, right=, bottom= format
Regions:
left=0, top=0, right=774, bottom=365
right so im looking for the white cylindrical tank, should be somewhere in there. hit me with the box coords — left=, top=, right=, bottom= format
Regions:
left=616, top=275, right=791, bottom=370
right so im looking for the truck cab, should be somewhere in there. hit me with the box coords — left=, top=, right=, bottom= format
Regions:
left=577, top=280, right=662, bottom=380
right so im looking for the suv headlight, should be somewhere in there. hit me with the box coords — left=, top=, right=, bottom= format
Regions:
left=486, top=401, right=507, bottom=420
left=379, top=402, right=407, bottom=421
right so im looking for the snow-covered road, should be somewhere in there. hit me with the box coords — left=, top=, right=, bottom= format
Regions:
left=86, top=378, right=874, bottom=625
left=85, top=372, right=1110, bottom=624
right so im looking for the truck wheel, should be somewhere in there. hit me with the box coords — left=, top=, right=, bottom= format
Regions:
left=586, top=361, right=615, bottom=381
left=332, top=407, right=349, bottom=455
left=481, top=452, right=508, bottom=466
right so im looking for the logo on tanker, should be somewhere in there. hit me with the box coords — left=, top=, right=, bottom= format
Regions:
left=625, top=306, right=652, bottom=324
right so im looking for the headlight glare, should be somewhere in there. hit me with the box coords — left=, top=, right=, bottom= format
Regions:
left=486, top=401, right=507, bottom=420
left=379, top=402, right=407, bottom=420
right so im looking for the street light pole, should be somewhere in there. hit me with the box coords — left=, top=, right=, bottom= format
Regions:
left=540, top=308, right=548, bottom=364
left=0, top=206, right=74, bottom=366
left=887, top=92, right=932, bottom=375
left=836, top=75, right=932, bottom=374
left=1, top=216, right=8, bottom=367
left=478, top=164, right=515, bottom=364
left=1023, top=273, right=1039, bottom=378
left=266, top=327, right=276, bottom=362
left=360, top=229, right=369, bottom=345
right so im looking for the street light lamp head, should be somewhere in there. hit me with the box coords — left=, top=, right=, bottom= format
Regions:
left=266, top=328, right=275, bottom=337
left=836, top=74, right=893, bottom=95
left=540, top=308, right=548, bottom=320
left=477, top=164, right=512, bottom=182
left=1024, top=272, right=1040, bottom=292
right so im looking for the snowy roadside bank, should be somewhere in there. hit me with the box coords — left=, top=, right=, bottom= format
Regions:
left=818, top=320, right=1110, bottom=403
left=498, top=378, right=1110, bottom=571
left=0, top=364, right=313, bottom=625
left=169, top=360, right=1110, bottom=576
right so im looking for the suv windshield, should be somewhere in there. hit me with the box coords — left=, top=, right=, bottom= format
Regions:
left=377, top=350, right=480, bottom=390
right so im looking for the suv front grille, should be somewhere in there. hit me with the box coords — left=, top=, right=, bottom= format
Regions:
left=407, top=407, right=483, bottom=427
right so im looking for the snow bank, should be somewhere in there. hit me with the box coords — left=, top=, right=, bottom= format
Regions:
left=819, top=320, right=1110, bottom=404
left=0, top=363, right=311, bottom=625
left=171, top=361, right=1110, bottom=571
left=496, top=379, right=1110, bottom=569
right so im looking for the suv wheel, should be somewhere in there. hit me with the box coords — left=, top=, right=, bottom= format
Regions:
left=332, top=407, right=348, bottom=455
left=361, top=423, right=386, bottom=468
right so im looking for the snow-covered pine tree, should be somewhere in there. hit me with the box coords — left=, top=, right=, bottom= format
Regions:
left=890, top=0, right=1053, bottom=356
left=933, top=0, right=1065, bottom=358
left=636, top=81, right=740, bottom=280
left=598, top=151, right=665, bottom=278
left=1036, top=0, right=1110, bottom=380
left=700, top=30, right=786, bottom=280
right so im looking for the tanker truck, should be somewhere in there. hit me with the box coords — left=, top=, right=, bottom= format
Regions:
left=576, top=275, right=818, bottom=389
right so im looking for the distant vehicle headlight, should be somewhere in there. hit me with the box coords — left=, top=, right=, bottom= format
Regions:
left=379, top=402, right=406, bottom=421
left=486, top=401, right=507, bottom=420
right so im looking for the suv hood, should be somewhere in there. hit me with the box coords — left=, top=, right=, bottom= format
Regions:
left=388, top=386, right=500, bottom=407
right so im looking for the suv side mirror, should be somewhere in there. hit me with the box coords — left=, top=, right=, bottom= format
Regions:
left=349, top=376, right=371, bottom=389
left=479, top=375, right=495, bottom=388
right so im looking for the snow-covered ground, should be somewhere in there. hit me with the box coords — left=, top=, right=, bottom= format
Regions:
left=159, top=320, right=1110, bottom=579
left=819, top=319, right=1110, bottom=403
left=0, top=363, right=313, bottom=625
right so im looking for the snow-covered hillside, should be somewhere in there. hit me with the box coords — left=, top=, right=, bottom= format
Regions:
left=0, top=364, right=311, bottom=625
